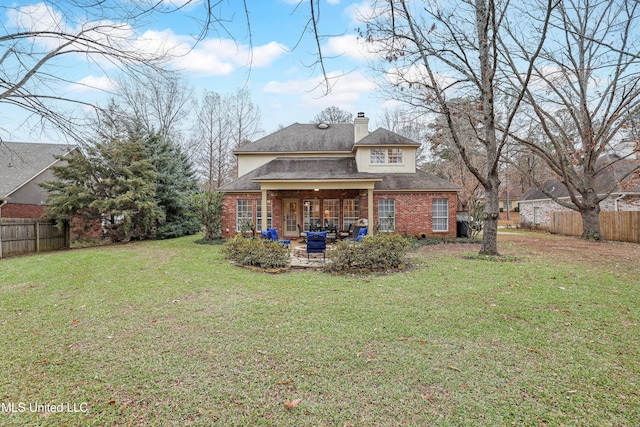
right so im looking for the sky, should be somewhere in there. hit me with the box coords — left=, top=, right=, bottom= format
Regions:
left=2, top=0, right=397, bottom=142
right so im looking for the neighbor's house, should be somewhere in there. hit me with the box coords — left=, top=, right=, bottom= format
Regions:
left=0, top=142, right=100, bottom=238
left=0, top=142, right=77, bottom=218
left=219, top=113, right=459, bottom=239
left=519, top=155, right=640, bottom=227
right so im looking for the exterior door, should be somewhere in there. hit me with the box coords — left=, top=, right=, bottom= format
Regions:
left=283, top=199, right=299, bottom=237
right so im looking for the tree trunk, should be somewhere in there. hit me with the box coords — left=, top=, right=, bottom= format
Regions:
left=480, top=172, right=501, bottom=255
left=579, top=202, right=604, bottom=241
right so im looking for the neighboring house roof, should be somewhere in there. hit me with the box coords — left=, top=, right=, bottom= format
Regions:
left=234, top=123, right=355, bottom=153
left=352, top=128, right=421, bottom=147
left=0, top=142, right=76, bottom=198
left=519, top=156, right=640, bottom=202
left=220, top=157, right=459, bottom=192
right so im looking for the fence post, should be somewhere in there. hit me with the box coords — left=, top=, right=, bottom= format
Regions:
left=35, top=221, right=40, bottom=253
left=0, top=218, right=3, bottom=259
left=65, top=220, right=71, bottom=249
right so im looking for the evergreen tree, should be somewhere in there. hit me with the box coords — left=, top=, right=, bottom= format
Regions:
left=144, top=133, right=201, bottom=239
left=43, top=122, right=164, bottom=242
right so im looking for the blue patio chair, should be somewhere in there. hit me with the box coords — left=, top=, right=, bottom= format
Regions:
left=266, top=228, right=291, bottom=247
left=355, top=227, right=367, bottom=242
left=349, top=226, right=367, bottom=242
left=306, top=231, right=327, bottom=261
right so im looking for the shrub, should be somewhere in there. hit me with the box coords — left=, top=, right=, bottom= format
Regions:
left=325, top=233, right=410, bottom=272
left=223, top=235, right=290, bottom=269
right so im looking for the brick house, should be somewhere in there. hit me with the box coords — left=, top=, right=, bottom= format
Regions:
left=519, top=155, right=640, bottom=227
left=0, top=142, right=77, bottom=218
left=0, top=142, right=101, bottom=238
left=219, top=113, right=459, bottom=239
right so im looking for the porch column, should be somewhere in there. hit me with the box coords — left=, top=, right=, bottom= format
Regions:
left=367, top=188, right=374, bottom=233
left=261, top=189, right=268, bottom=231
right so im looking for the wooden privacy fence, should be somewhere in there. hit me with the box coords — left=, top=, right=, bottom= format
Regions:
left=551, top=211, right=640, bottom=243
left=0, top=218, right=70, bottom=258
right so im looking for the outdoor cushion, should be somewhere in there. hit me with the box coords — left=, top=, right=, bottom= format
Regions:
left=267, top=227, right=291, bottom=246
left=355, top=227, right=367, bottom=242
left=306, top=231, right=327, bottom=260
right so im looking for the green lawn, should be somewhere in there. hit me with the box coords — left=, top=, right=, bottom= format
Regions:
left=0, top=234, right=638, bottom=426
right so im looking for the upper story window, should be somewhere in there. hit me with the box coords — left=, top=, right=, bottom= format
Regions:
left=370, top=148, right=404, bottom=165
left=370, top=149, right=386, bottom=164
left=388, top=148, right=403, bottom=164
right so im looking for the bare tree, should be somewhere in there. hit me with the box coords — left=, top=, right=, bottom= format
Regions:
left=502, top=0, right=640, bottom=240
left=116, top=70, right=193, bottom=144
left=362, top=0, right=553, bottom=255
left=0, top=1, right=238, bottom=142
left=192, top=91, right=232, bottom=191
left=424, top=99, right=485, bottom=215
left=228, top=88, right=263, bottom=149
left=190, top=88, right=263, bottom=190
left=312, top=106, right=354, bottom=124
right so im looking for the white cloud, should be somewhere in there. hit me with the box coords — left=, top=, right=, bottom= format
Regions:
left=263, top=70, right=377, bottom=117
left=345, top=1, right=378, bottom=25
left=7, top=2, right=67, bottom=33
left=134, top=30, right=287, bottom=75
left=323, top=34, right=378, bottom=62
left=250, top=41, right=288, bottom=67
left=66, top=75, right=116, bottom=93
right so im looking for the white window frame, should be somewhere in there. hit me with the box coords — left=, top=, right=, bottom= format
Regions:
left=370, top=149, right=386, bottom=164
left=378, top=199, right=396, bottom=232
left=534, top=206, right=541, bottom=225
left=303, top=199, right=321, bottom=230
left=343, top=199, right=360, bottom=230
left=323, top=199, right=340, bottom=229
left=432, top=198, right=449, bottom=232
left=370, top=148, right=404, bottom=165
left=388, top=148, right=404, bottom=164
left=256, top=200, right=272, bottom=230
left=236, top=199, right=253, bottom=232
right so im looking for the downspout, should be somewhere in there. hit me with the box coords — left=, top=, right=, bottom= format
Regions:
left=614, top=193, right=626, bottom=211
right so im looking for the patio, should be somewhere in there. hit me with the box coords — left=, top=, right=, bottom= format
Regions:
left=288, top=239, right=333, bottom=268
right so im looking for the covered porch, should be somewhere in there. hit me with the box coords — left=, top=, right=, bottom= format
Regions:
left=255, top=178, right=379, bottom=240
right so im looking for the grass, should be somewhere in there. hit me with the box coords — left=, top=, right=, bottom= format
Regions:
left=0, top=234, right=638, bottom=426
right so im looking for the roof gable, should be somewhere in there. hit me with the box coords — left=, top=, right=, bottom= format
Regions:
left=0, top=142, right=76, bottom=197
left=353, top=128, right=420, bottom=147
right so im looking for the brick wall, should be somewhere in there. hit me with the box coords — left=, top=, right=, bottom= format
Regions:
left=1, top=203, right=101, bottom=239
left=222, top=190, right=458, bottom=239
left=374, top=192, right=458, bottom=238
left=0, top=203, right=46, bottom=218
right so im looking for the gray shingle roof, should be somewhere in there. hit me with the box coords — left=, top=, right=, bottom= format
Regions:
left=234, top=123, right=355, bottom=153
left=374, top=170, right=460, bottom=191
left=353, top=128, right=420, bottom=147
left=0, top=142, right=76, bottom=197
left=220, top=157, right=459, bottom=192
left=519, top=156, right=640, bottom=202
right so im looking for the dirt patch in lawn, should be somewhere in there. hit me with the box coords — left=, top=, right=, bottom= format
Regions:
left=422, top=231, right=638, bottom=269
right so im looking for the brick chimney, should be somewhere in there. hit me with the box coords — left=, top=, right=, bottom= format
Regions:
left=354, top=112, right=369, bottom=143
